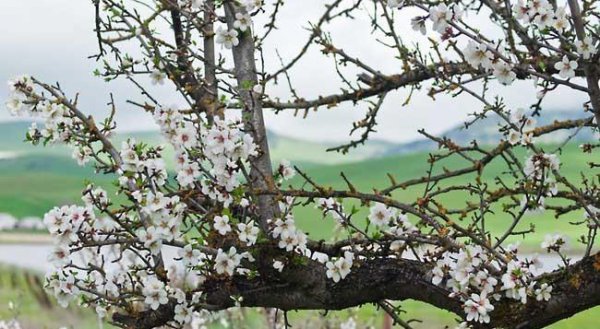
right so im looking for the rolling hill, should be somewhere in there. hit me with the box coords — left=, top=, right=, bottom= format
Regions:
left=386, top=109, right=598, bottom=155
left=0, top=109, right=595, bottom=165
left=0, top=121, right=395, bottom=167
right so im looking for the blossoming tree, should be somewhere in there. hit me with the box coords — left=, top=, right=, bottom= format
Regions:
left=5, top=0, right=600, bottom=328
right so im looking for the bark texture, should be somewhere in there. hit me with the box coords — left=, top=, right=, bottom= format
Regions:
left=114, top=251, right=600, bottom=329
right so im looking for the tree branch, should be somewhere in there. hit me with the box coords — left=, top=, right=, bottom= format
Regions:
left=114, top=251, right=600, bottom=329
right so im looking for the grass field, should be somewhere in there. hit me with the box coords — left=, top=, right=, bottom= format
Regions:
left=0, top=154, right=115, bottom=218
left=0, top=142, right=596, bottom=251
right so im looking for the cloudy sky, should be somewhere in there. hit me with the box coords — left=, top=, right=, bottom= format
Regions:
left=0, top=0, right=588, bottom=144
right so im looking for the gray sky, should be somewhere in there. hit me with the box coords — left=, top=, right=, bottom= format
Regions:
left=0, top=0, right=588, bottom=143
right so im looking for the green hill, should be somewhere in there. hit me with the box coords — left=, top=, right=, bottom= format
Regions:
left=0, top=154, right=115, bottom=217
left=0, top=121, right=395, bottom=168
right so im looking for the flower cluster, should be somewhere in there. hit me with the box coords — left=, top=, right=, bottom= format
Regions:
left=513, top=0, right=570, bottom=31
left=6, top=72, right=272, bottom=325
left=6, top=0, right=596, bottom=324
left=200, top=118, right=258, bottom=205
left=120, top=139, right=169, bottom=187
left=507, top=108, right=536, bottom=146
left=541, top=234, right=567, bottom=253
left=153, top=106, right=201, bottom=187
left=214, top=1, right=260, bottom=49
left=316, top=198, right=347, bottom=223
left=270, top=214, right=308, bottom=252
left=516, top=152, right=560, bottom=213
left=142, top=275, right=169, bottom=310
left=429, top=3, right=462, bottom=33
left=431, top=245, right=553, bottom=324
left=325, top=251, right=354, bottom=283
left=44, top=205, right=96, bottom=249
left=388, top=2, right=462, bottom=36
left=153, top=105, right=258, bottom=206
left=277, top=159, right=296, bottom=181
left=462, top=42, right=517, bottom=85
left=5, top=76, right=100, bottom=166
left=368, top=203, right=415, bottom=235
left=524, top=153, right=560, bottom=180
left=5, top=75, right=35, bottom=117
left=43, top=205, right=103, bottom=308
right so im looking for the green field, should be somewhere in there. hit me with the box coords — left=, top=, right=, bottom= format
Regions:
left=0, top=141, right=596, bottom=251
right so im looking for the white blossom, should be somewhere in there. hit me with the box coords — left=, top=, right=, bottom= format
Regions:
left=142, top=276, right=169, bottom=310
left=554, top=56, right=578, bottom=79
left=273, top=260, right=284, bottom=272
left=552, top=7, right=569, bottom=32
left=150, top=69, right=166, bottom=85
left=541, top=234, right=566, bottom=252
left=493, top=61, right=516, bottom=85
left=411, top=16, right=427, bottom=35
left=325, top=252, right=354, bottom=283
left=174, top=303, right=194, bottom=324
left=508, top=130, right=522, bottom=145
left=278, top=159, right=296, bottom=180
left=429, top=4, right=460, bottom=33
left=215, top=27, right=239, bottom=49
left=237, top=221, right=259, bottom=246
left=178, top=244, right=202, bottom=267
left=136, top=226, right=163, bottom=255
left=464, top=41, right=493, bottom=69
left=233, top=13, right=252, bottom=32
left=534, top=283, right=552, bottom=301
left=368, top=203, right=394, bottom=227
left=214, top=247, right=241, bottom=276
left=213, top=215, right=232, bottom=235
left=463, top=292, right=494, bottom=323
left=575, top=36, right=596, bottom=60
